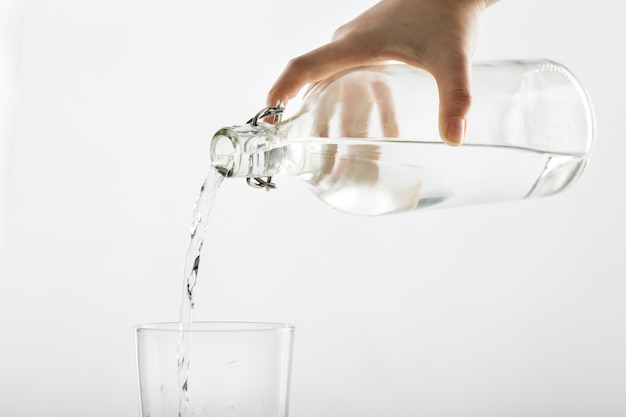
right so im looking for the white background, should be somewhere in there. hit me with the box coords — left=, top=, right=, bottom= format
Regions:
left=1, top=1, right=625, bottom=416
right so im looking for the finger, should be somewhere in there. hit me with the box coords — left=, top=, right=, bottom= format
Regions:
left=266, top=39, right=377, bottom=107
left=339, top=76, right=373, bottom=138
left=432, top=57, right=473, bottom=146
left=371, top=77, right=399, bottom=138
left=310, top=82, right=339, bottom=184
left=312, top=77, right=340, bottom=137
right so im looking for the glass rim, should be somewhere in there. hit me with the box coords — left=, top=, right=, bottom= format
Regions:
left=134, top=321, right=294, bottom=333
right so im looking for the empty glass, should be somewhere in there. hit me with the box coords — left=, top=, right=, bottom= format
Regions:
left=135, top=322, right=295, bottom=417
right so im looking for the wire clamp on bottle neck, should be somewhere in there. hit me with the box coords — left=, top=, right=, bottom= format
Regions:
left=245, top=100, right=284, bottom=191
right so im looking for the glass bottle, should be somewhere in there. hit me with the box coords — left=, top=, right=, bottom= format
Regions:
left=210, top=59, right=595, bottom=216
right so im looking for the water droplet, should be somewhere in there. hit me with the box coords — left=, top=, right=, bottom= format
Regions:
left=228, top=406, right=236, bottom=413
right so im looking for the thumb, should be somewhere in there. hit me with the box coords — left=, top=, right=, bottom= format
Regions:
left=433, top=59, right=473, bottom=146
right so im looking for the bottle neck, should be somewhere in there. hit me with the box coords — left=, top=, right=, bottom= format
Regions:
left=210, top=122, right=283, bottom=178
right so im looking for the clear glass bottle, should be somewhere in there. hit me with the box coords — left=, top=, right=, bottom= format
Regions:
left=210, top=59, right=595, bottom=216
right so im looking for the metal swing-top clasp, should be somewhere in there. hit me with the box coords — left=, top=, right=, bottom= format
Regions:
left=245, top=101, right=284, bottom=191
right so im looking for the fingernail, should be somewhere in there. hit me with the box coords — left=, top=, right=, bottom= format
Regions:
left=446, top=117, right=466, bottom=146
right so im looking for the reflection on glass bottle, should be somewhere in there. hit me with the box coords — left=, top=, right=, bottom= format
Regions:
left=211, top=60, right=595, bottom=216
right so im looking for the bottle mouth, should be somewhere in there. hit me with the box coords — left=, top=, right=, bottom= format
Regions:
left=210, top=127, right=240, bottom=177
left=209, top=123, right=282, bottom=179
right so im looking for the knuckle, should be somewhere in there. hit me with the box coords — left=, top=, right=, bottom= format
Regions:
left=332, top=23, right=351, bottom=41
left=288, top=59, right=315, bottom=86
left=448, top=87, right=472, bottom=107
left=285, top=56, right=306, bottom=73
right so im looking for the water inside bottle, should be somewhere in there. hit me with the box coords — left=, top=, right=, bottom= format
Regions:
left=280, top=139, right=588, bottom=216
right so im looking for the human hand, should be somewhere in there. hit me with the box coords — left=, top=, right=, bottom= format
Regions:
left=308, top=70, right=397, bottom=186
left=267, top=0, right=497, bottom=146
left=304, top=71, right=423, bottom=214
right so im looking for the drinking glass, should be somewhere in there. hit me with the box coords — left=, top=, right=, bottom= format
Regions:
left=135, top=321, right=295, bottom=417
